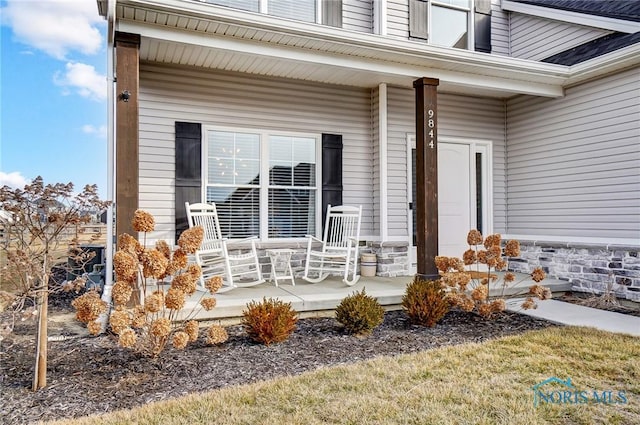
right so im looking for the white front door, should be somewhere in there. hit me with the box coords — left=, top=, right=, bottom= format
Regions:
left=438, top=143, right=471, bottom=257
left=407, top=137, right=491, bottom=272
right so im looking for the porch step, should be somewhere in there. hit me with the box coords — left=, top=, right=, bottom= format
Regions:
left=178, top=273, right=572, bottom=323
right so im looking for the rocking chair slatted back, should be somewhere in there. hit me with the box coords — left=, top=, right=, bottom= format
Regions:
left=324, top=207, right=361, bottom=251
left=185, top=202, right=224, bottom=253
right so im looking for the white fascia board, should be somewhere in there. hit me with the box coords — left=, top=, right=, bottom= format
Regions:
left=119, top=20, right=565, bottom=97
left=501, top=0, right=640, bottom=33
left=566, top=43, right=640, bottom=87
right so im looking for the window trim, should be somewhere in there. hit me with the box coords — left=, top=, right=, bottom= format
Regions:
left=202, top=125, right=322, bottom=242
left=411, top=0, right=476, bottom=50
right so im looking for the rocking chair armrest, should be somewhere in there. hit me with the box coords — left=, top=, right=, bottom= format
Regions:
left=305, top=235, right=323, bottom=244
left=225, top=236, right=258, bottom=248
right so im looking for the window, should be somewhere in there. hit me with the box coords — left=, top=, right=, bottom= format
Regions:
left=409, top=0, right=472, bottom=50
left=202, top=0, right=259, bottom=13
left=431, top=0, right=470, bottom=49
left=268, top=0, right=316, bottom=23
left=200, top=0, right=316, bottom=23
left=204, top=128, right=320, bottom=240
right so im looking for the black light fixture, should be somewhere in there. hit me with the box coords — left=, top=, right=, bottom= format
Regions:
left=120, top=90, right=131, bottom=102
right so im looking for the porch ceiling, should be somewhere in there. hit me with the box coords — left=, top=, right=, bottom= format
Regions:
left=113, top=0, right=587, bottom=98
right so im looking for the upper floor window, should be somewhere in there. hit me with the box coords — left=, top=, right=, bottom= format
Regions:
left=201, top=0, right=341, bottom=26
left=432, top=0, right=470, bottom=49
left=409, top=0, right=474, bottom=50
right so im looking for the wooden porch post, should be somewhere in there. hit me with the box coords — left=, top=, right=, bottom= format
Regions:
left=115, top=32, right=140, bottom=240
left=413, top=77, right=439, bottom=279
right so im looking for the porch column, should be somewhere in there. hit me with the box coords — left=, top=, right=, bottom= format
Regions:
left=115, top=32, right=140, bottom=240
left=413, top=77, right=439, bottom=279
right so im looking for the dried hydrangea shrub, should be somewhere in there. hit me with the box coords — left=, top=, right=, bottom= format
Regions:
left=438, top=230, right=552, bottom=319
left=73, top=210, right=230, bottom=356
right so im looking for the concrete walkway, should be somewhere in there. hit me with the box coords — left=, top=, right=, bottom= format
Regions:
left=506, top=298, right=640, bottom=337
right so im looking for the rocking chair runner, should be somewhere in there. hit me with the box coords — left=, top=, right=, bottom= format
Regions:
left=185, top=202, right=265, bottom=292
left=303, top=204, right=362, bottom=286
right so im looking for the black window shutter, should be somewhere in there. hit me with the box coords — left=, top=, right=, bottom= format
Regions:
left=409, top=0, right=428, bottom=40
left=322, top=0, right=342, bottom=28
left=474, top=0, right=492, bottom=53
left=175, top=122, right=202, bottom=243
left=322, top=134, right=343, bottom=229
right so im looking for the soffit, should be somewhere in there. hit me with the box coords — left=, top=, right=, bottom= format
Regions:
left=116, top=0, right=573, bottom=98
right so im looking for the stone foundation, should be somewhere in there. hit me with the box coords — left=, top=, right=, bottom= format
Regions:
left=507, top=240, right=640, bottom=302
left=252, top=240, right=412, bottom=279
left=364, top=241, right=411, bottom=277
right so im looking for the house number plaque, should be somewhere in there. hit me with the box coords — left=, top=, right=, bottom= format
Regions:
left=428, top=109, right=436, bottom=149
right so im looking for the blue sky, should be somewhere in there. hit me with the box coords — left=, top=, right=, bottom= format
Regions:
left=1, top=0, right=108, bottom=196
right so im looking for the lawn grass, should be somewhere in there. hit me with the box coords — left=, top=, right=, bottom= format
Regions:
left=49, top=326, right=639, bottom=425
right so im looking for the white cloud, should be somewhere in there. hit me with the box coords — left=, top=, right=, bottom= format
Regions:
left=54, top=62, right=106, bottom=101
left=1, top=0, right=104, bottom=59
left=82, top=124, right=107, bottom=138
left=0, top=172, right=30, bottom=189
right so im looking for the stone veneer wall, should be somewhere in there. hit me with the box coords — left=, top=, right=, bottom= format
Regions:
left=366, top=241, right=411, bottom=277
left=507, top=241, right=640, bottom=302
left=253, top=240, right=412, bottom=279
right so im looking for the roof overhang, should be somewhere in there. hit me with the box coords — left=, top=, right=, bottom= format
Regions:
left=110, top=0, right=638, bottom=99
left=502, top=0, right=640, bottom=33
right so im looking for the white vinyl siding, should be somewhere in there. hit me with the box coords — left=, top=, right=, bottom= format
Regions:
left=387, top=0, right=409, bottom=38
left=491, top=0, right=510, bottom=56
left=505, top=68, right=640, bottom=240
left=138, top=63, right=374, bottom=243
left=343, top=0, right=373, bottom=33
left=386, top=86, right=507, bottom=238
left=509, top=13, right=612, bottom=61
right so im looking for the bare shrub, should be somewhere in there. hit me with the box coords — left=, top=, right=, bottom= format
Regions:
left=0, top=177, right=108, bottom=390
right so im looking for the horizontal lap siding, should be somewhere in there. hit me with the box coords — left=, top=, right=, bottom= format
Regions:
left=139, top=64, right=373, bottom=243
left=506, top=68, right=640, bottom=240
left=387, top=86, right=507, bottom=239
left=387, top=0, right=409, bottom=38
left=510, top=14, right=611, bottom=61
left=491, top=0, right=510, bottom=56
left=343, top=0, right=373, bottom=33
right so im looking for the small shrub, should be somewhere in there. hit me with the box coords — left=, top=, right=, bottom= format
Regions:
left=402, top=277, right=450, bottom=327
left=335, top=289, right=385, bottom=335
left=242, top=297, right=297, bottom=345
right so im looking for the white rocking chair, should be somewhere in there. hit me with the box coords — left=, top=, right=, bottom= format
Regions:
left=185, top=202, right=265, bottom=292
left=303, top=205, right=362, bottom=286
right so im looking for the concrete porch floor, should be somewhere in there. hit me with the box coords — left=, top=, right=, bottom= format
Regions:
left=179, top=273, right=572, bottom=322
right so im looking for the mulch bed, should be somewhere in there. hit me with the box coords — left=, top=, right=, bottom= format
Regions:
left=0, top=307, right=556, bottom=425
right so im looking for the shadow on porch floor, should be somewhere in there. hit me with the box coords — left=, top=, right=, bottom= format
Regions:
left=179, top=273, right=572, bottom=323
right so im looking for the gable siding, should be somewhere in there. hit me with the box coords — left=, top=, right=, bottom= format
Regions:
left=506, top=68, right=640, bottom=240
left=491, top=0, right=510, bottom=56
left=138, top=63, right=374, bottom=243
left=343, top=0, right=373, bottom=33
left=387, top=0, right=409, bottom=39
left=386, top=86, right=507, bottom=239
left=510, top=13, right=612, bottom=60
